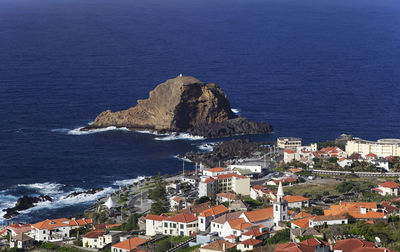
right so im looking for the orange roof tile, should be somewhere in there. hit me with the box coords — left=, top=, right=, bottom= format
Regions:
left=146, top=214, right=168, bottom=222
left=243, top=207, right=274, bottom=223
left=333, top=238, right=375, bottom=252
left=167, top=213, right=197, bottom=223
left=32, top=219, right=70, bottom=230
left=207, top=167, right=227, bottom=172
left=299, top=238, right=327, bottom=247
left=284, top=195, right=309, bottom=203
left=216, top=192, right=238, bottom=200
left=291, top=216, right=315, bottom=228
left=379, top=181, right=400, bottom=189
left=201, top=240, right=236, bottom=251
left=228, top=218, right=253, bottom=231
left=112, top=237, right=147, bottom=250
left=202, top=177, right=216, bottom=184
left=284, top=149, right=296, bottom=154
left=240, top=238, right=262, bottom=246
left=294, top=212, right=311, bottom=219
left=199, top=205, right=228, bottom=217
left=83, top=230, right=106, bottom=239
left=242, top=228, right=266, bottom=237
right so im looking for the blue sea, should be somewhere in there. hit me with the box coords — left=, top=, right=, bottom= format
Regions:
left=1, top=0, right=400, bottom=223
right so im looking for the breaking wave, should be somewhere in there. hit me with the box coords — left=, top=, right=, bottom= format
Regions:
left=231, top=108, right=240, bottom=114
left=154, top=132, right=205, bottom=141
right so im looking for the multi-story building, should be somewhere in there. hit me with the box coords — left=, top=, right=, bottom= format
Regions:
left=146, top=213, right=198, bottom=236
left=111, top=236, right=147, bottom=252
left=346, top=138, right=400, bottom=157
left=30, top=218, right=72, bottom=241
left=198, top=205, right=228, bottom=231
left=199, top=173, right=250, bottom=199
left=277, top=137, right=302, bottom=149
left=83, top=230, right=123, bottom=249
left=161, top=213, right=198, bottom=236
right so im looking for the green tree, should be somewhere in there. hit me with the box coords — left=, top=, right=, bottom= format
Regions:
left=149, top=177, right=169, bottom=215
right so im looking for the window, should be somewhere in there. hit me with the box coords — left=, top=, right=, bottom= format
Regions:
left=180, top=224, right=184, bottom=229
left=201, top=219, right=204, bottom=224
left=213, top=223, right=215, bottom=227
left=180, top=231, right=184, bottom=236
left=43, top=231, right=46, bottom=234
left=173, top=223, right=177, bottom=228
left=164, top=223, right=168, bottom=227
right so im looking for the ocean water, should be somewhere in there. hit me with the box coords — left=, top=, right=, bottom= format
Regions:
left=1, top=0, right=400, bottom=223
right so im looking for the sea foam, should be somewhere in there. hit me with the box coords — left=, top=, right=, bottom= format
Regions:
left=154, top=132, right=205, bottom=141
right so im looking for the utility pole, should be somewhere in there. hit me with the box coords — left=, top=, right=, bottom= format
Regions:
left=182, top=160, right=185, bottom=177
left=141, top=190, right=143, bottom=210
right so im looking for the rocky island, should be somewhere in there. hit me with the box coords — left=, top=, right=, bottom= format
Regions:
left=81, top=76, right=272, bottom=138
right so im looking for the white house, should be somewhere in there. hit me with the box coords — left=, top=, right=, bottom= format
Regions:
left=145, top=214, right=168, bottom=236
left=210, top=211, right=244, bottom=237
left=83, top=230, right=123, bottom=249
left=237, top=239, right=263, bottom=251
left=30, top=218, right=72, bottom=241
left=250, top=185, right=274, bottom=201
left=337, top=158, right=353, bottom=168
left=170, top=196, right=187, bottom=211
left=198, top=205, right=229, bottom=232
left=219, top=218, right=254, bottom=238
left=238, top=207, right=275, bottom=230
left=372, top=181, right=400, bottom=196
left=309, top=215, right=348, bottom=228
left=284, top=195, right=310, bottom=209
left=161, top=213, right=198, bottom=236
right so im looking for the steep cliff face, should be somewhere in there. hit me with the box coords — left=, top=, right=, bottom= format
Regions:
left=82, top=76, right=272, bottom=137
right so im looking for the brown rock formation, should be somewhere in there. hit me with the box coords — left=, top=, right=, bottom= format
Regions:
left=82, top=76, right=272, bottom=138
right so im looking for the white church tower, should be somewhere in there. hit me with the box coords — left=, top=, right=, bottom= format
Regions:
left=273, top=182, right=288, bottom=226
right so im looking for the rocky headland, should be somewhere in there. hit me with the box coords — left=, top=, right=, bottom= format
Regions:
left=64, top=188, right=103, bottom=199
left=3, top=195, right=52, bottom=219
left=81, top=76, right=272, bottom=138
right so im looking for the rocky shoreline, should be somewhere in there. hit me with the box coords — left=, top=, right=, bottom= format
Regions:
left=179, top=139, right=273, bottom=167
left=81, top=76, right=272, bottom=138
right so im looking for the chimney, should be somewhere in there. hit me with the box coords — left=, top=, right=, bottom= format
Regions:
left=222, top=243, right=226, bottom=252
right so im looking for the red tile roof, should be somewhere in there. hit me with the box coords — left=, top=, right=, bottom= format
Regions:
left=146, top=214, right=168, bottom=222
left=32, top=219, right=70, bottom=230
left=83, top=230, right=106, bottom=239
left=284, top=195, right=309, bottom=203
left=228, top=218, right=253, bottom=231
left=284, top=149, right=296, bottom=154
left=201, top=240, right=236, bottom=251
left=379, top=181, right=400, bottom=189
left=299, top=238, right=328, bottom=247
left=202, top=177, right=216, bottom=184
left=240, top=238, right=262, bottom=246
left=243, top=207, right=274, bottom=223
left=294, top=212, right=311, bottom=219
left=112, top=237, right=147, bottom=251
left=167, top=213, right=197, bottom=223
left=242, top=228, right=266, bottom=237
left=199, top=205, right=228, bottom=217
left=207, top=167, right=227, bottom=172
left=333, top=239, right=375, bottom=252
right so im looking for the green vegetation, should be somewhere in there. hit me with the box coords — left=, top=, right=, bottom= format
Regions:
left=85, top=210, right=109, bottom=224
left=243, top=196, right=263, bottom=209
left=195, top=196, right=210, bottom=205
left=284, top=183, right=339, bottom=197
left=116, top=213, right=140, bottom=231
left=155, top=236, right=192, bottom=252
left=149, top=176, right=169, bottom=215
left=263, top=229, right=290, bottom=245
left=40, top=242, right=85, bottom=252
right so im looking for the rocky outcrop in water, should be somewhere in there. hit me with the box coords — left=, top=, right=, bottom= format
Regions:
left=82, top=76, right=272, bottom=138
left=64, top=188, right=103, bottom=199
left=3, top=195, right=52, bottom=219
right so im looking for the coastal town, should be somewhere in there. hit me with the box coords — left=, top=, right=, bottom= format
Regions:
left=2, top=135, right=400, bottom=252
